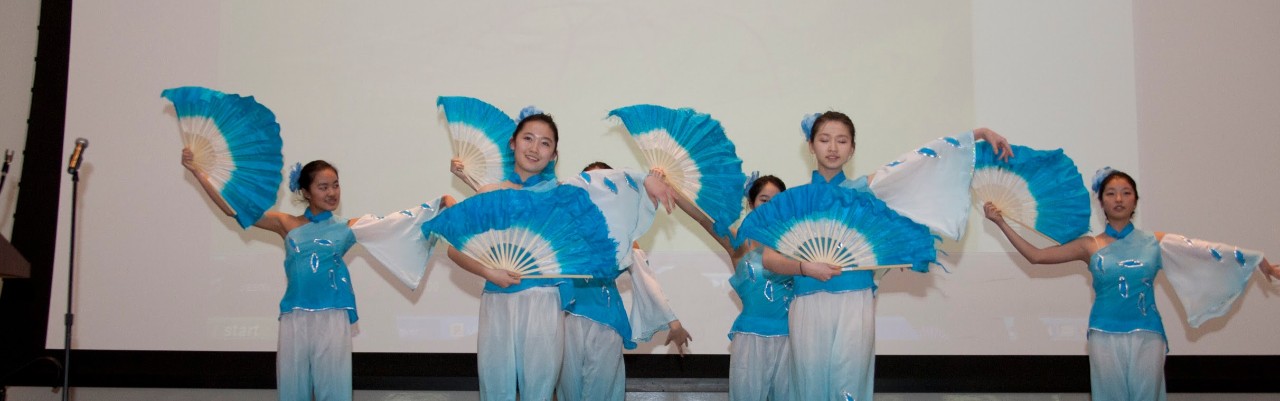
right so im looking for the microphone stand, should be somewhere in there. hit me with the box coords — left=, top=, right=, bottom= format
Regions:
left=61, top=167, right=78, bottom=401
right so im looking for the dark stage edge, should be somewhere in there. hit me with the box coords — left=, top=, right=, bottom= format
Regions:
left=5, top=351, right=1280, bottom=393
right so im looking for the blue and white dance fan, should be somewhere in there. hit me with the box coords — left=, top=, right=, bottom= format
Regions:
left=970, top=141, right=1090, bottom=244
left=422, top=185, right=618, bottom=279
left=437, top=96, right=517, bottom=188
left=737, top=184, right=936, bottom=272
left=162, top=86, right=283, bottom=229
left=608, top=104, right=746, bottom=237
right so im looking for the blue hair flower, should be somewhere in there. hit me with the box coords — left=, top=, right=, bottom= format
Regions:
left=287, top=162, right=303, bottom=192
left=518, top=105, right=544, bottom=121
left=1091, top=166, right=1116, bottom=193
left=800, top=112, right=820, bottom=141
left=743, top=170, right=760, bottom=199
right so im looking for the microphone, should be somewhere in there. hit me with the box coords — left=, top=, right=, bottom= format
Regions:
left=67, top=138, right=88, bottom=174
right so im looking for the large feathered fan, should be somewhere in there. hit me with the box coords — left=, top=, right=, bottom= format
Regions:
left=971, top=141, right=1090, bottom=244
left=437, top=96, right=518, bottom=188
left=162, top=86, right=283, bottom=229
left=422, top=185, right=618, bottom=279
left=608, top=104, right=746, bottom=237
left=736, top=184, right=936, bottom=272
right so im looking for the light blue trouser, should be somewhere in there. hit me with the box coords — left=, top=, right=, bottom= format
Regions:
left=557, top=314, right=625, bottom=401
left=789, top=290, right=875, bottom=401
left=729, top=333, right=794, bottom=401
left=477, top=287, right=563, bottom=401
left=1088, top=330, right=1167, bottom=401
left=277, top=309, right=352, bottom=401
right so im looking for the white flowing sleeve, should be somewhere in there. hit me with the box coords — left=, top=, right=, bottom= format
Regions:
left=868, top=132, right=976, bottom=240
left=563, top=169, right=659, bottom=269
left=1160, top=233, right=1264, bottom=327
left=350, top=198, right=444, bottom=291
left=627, top=248, right=679, bottom=343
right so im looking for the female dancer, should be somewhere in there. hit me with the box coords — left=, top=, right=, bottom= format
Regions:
left=674, top=172, right=794, bottom=401
left=984, top=168, right=1278, bottom=400
left=554, top=162, right=688, bottom=401
left=446, top=110, right=566, bottom=401
left=579, top=161, right=691, bottom=351
left=445, top=110, right=676, bottom=401
left=760, top=111, right=1012, bottom=400
left=183, top=151, right=452, bottom=401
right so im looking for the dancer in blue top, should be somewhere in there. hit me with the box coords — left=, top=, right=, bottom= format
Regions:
left=674, top=172, right=794, bottom=401
left=760, top=111, right=1013, bottom=400
left=447, top=111, right=678, bottom=401
left=985, top=168, right=1278, bottom=401
left=554, top=162, right=690, bottom=401
left=183, top=151, right=452, bottom=401
left=579, top=161, right=691, bottom=352
left=447, top=111, right=568, bottom=401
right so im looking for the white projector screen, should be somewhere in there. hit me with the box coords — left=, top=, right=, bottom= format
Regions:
left=46, top=0, right=1279, bottom=356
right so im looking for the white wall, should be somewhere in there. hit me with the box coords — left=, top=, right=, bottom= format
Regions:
left=1133, top=0, right=1280, bottom=355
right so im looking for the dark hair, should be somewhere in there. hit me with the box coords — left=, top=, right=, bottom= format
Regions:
left=747, top=175, right=786, bottom=208
left=511, top=113, right=559, bottom=151
left=298, top=160, right=337, bottom=192
left=1096, top=170, right=1139, bottom=203
left=808, top=111, right=856, bottom=144
left=583, top=161, right=612, bottom=172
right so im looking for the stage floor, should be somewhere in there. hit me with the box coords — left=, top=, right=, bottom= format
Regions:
left=6, top=387, right=1278, bottom=401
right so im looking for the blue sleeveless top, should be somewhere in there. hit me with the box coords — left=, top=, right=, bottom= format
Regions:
left=1088, top=228, right=1165, bottom=339
left=729, top=247, right=793, bottom=339
left=792, top=171, right=877, bottom=296
left=281, top=213, right=359, bottom=323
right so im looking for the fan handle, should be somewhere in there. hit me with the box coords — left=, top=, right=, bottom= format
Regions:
left=518, top=274, right=592, bottom=279
left=972, top=200, right=1061, bottom=246
left=1002, top=214, right=1060, bottom=246
left=841, top=264, right=911, bottom=271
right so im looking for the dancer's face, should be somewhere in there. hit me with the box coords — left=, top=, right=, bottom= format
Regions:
left=1099, top=178, right=1137, bottom=220
left=809, top=121, right=855, bottom=172
left=303, top=168, right=340, bottom=212
left=510, top=120, right=557, bottom=177
left=750, top=182, right=782, bottom=210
